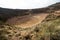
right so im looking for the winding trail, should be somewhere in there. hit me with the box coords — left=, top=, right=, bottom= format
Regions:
left=6, top=13, right=49, bottom=28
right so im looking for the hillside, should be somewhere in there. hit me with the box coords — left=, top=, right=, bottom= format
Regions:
left=0, top=2, right=60, bottom=40
left=6, top=13, right=48, bottom=28
left=0, top=2, right=60, bottom=22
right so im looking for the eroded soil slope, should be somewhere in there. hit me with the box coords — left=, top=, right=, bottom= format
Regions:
left=6, top=13, right=49, bottom=28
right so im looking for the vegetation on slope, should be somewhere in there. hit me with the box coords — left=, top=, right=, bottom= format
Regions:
left=0, top=2, right=60, bottom=40
left=0, top=13, right=60, bottom=40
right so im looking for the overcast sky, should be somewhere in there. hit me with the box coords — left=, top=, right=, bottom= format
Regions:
left=0, top=0, right=60, bottom=9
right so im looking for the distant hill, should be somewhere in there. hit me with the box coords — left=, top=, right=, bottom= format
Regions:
left=0, top=8, right=29, bottom=22
left=32, top=2, right=60, bottom=13
left=0, top=2, right=60, bottom=22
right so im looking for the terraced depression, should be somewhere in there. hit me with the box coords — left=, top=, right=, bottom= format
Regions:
left=6, top=13, right=49, bottom=28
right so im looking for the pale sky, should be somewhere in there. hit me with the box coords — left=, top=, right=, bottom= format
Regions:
left=0, top=0, right=60, bottom=9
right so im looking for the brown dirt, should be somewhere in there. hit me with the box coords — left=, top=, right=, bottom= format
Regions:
left=6, top=13, right=49, bottom=28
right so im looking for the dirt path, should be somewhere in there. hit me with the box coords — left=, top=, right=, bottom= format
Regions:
left=6, top=13, right=49, bottom=28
